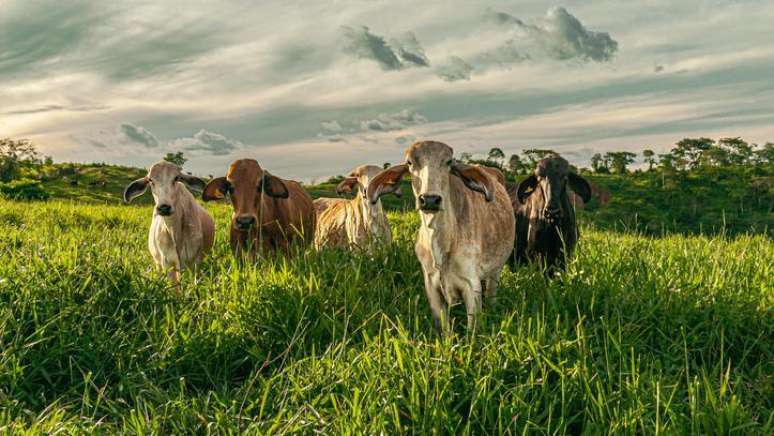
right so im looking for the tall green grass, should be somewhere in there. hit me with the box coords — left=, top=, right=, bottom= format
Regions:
left=0, top=199, right=771, bottom=434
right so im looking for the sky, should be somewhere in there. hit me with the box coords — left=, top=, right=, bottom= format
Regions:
left=2, top=0, right=773, bottom=181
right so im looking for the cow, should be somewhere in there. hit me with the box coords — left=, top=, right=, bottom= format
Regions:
left=508, top=154, right=592, bottom=274
left=368, top=141, right=515, bottom=334
left=202, top=159, right=315, bottom=259
left=123, top=161, right=215, bottom=290
left=313, top=165, right=399, bottom=250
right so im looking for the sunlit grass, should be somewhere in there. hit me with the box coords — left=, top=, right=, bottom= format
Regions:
left=0, top=199, right=772, bottom=433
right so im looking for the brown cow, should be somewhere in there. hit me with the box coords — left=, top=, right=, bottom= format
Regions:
left=314, top=165, right=398, bottom=250
left=202, top=159, right=315, bottom=258
left=509, top=154, right=591, bottom=273
left=368, top=141, right=515, bottom=334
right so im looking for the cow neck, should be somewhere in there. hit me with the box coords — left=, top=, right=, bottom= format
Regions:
left=159, top=189, right=192, bottom=251
left=418, top=191, right=457, bottom=270
left=354, top=193, right=387, bottom=239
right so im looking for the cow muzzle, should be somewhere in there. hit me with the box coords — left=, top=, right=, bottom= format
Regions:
left=543, top=207, right=563, bottom=223
left=156, top=204, right=174, bottom=216
left=235, top=215, right=256, bottom=230
left=418, top=194, right=442, bottom=212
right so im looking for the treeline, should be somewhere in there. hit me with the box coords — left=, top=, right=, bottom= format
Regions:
left=459, top=136, right=774, bottom=178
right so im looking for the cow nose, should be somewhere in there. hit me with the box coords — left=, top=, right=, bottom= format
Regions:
left=418, top=194, right=442, bottom=212
left=544, top=207, right=562, bottom=221
left=235, top=216, right=256, bottom=229
left=156, top=204, right=173, bottom=216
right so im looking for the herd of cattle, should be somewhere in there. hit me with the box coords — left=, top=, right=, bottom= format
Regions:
left=124, top=140, right=592, bottom=333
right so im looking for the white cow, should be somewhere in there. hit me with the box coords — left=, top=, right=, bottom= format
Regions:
left=124, top=161, right=215, bottom=289
left=313, top=165, right=399, bottom=250
left=368, top=141, right=515, bottom=333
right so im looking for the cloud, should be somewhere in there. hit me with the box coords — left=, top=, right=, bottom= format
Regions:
left=390, top=32, right=430, bottom=67
left=436, top=56, right=474, bottom=81
left=341, top=25, right=403, bottom=71
left=320, top=120, right=343, bottom=133
left=341, top=26, right=429, bottom=70
left=360, top=109, right=428, bottom=132
left=471, top=40, right=529, bottom=70
left=487, top=7, right=618, bottom=63
left=170, top=129, right=242, bottom=155
left=395, top=134, right=416, bottom=145
left=119, top=123, right=159, bottom=148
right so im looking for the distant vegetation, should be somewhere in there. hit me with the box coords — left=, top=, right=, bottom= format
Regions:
left=1, top=136, right=772, bottom=235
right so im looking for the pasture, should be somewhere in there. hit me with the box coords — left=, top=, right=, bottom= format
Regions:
left=0, top=198, right=772, bottom=434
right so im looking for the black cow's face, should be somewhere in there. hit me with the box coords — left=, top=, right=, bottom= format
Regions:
left=516, top=155, right=592, bottom=224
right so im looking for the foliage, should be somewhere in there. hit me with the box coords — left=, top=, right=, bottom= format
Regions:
left=0, top=138, right=41, bottom=182
left=0, top=200, right=771, bottom=433
left=0, top=178, right=50, bottom=200
left=163, top=152, right=188, bottom=168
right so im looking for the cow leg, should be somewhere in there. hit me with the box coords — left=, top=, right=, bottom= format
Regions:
left=423, top=271, right=449, bottom=336
left=167, top=269, right=181, bottom=294
left=460, top=276, right=483, bottom=332
left=484, top=268, right=502, bottom=306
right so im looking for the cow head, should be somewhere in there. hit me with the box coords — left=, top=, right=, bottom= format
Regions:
left=123, top=161, right=205, bottom=216
left=202, top=159, right=289, bottom=231
left=515, top=155, right=591, bottom=223
left=367, top=141, right=495, bottom=213
left=337, top=164, right=401, bottom=203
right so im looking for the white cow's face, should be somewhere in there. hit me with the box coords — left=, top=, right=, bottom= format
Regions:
left=406, top=141, right=454, bottom=213
left=147, top=162, right=185, bottom=216
left=123, top=161, right=205, bottom=216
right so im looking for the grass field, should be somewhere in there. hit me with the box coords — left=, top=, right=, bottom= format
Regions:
left=0, top=198, right=772, bottom=434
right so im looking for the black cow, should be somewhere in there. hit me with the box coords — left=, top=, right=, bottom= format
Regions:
left=508, top=155, right=592, bottom=273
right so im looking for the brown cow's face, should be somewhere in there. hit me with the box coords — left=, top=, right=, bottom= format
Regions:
left=202, top=159, right=289, bottom=232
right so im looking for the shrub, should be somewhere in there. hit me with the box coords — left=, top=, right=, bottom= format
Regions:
left=0, top=178, right=50, bottom=200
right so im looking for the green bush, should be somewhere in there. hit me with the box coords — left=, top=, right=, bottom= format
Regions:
left=0, top=178, right=50, bottom=200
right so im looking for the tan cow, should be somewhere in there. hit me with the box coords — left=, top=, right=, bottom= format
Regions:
left=368, top=141, right=515, bottom=333
left=202, top=159, right=315, bottom=259
left=123, top=161, right=215, bottom=289
left=314, top=165, right=399, bottom=250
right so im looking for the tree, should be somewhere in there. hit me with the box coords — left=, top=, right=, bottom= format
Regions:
left=507, top=154, right=523, bottom=175
left=717, top=137, right=753, bottom=166
left=383, top=162, right=391, bottom=169
left=642, top=149, right=656, bottom=171
left=522, top=149, right=557, bottom=171
left=488, top=147, right=505, bottom=164
left=701, top=145, right=730, bottom=167
left=672, top=137, right=714, bottom=170
left=163, top=151, right=187, bottom=167
left=459, top=152, right=472, bottom=163
left=604, top=151, right=637, bottom=174
left=0, top=138, right=41, bottom=182
left=754, top=142, right=773, bottom=165
left=590, top=153, right=604, bottom=173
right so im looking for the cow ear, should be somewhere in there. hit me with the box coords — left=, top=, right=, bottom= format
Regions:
left=176, top=174, right=206, bottom=191
left=451, top=162, right=495, bottom=202
left=123, top=178, right=148, bottom=203
left=568, top=173, right=592, bottom=203
left=367, top=164, right=408, bottom=204
left=516, top=175, right=538, bottom=203
left=202, top=177, right=230, bottom=201
left=260, top=172, right=289, bottom=198
left=336, top=177, right=359, bottom=195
